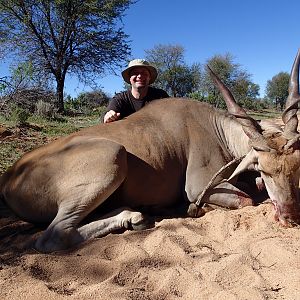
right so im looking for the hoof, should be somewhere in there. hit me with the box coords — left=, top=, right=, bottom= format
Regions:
left=187, top=203, right=206, bottom=218
left=131, top=216, right=154, bottom=230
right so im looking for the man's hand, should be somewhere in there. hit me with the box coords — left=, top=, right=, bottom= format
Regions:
left=104, top=110, right=121, bottom=123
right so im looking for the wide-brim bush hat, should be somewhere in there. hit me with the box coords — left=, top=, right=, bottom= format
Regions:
left=121, top=59, right=158, bottom=84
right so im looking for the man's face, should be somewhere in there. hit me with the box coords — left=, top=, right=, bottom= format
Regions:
left=129, top=67, right=151, bottom=89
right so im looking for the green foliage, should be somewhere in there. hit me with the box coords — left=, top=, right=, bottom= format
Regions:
left=189, top=91, right=205, bottom=102
left=145, top=44, right=201, bottom=97
left=0, top=77, right=8, bottom=95
left=65, top=90, right=110, bottom=115
left=152, top=49, right=261, bottom=111
left=0, top=0, right=134, bottom=112
left=10, top=61, right=34, bottom=85
left=8, top=104, right=30, bottom=125
left=199, top=54, right=259, bottom=109
left=265, top=72, right=289, bottom=110
left=7, top=61, right=53, bottom=92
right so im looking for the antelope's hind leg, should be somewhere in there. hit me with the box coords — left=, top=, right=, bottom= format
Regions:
left=35, top=137, right=128, bottom=253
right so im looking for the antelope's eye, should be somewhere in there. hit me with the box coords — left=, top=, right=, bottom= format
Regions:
left=254, top=164, right=260, bottom=172
left=256, top=165, right=268, bottom=175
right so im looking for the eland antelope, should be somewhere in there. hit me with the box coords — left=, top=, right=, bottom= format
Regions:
left=1, top=50, right=300, bottom=252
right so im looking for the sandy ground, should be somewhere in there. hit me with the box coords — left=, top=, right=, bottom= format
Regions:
left=1, top=202, right=300, bottom=300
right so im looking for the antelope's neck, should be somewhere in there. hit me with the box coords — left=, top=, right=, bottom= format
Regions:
left=213, top=114, right=251, bottom=159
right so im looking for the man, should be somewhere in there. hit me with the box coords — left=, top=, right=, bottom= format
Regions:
left=103, top=59, right=169, bottom=123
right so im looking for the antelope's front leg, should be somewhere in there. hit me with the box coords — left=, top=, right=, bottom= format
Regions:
left=187, top=181, right=253, bottom=218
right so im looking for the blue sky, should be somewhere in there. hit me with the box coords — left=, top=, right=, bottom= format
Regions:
left=1, top=0, right=300, bottom=98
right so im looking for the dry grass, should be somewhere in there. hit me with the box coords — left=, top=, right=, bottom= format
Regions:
left=0, top=114, right=100, bottom=173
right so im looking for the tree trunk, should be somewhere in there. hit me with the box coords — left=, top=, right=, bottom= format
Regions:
left=56, top=78, right=65, bottom=113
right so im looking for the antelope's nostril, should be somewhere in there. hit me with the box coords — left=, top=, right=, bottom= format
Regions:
left=271, top=200, right=300, bottom=226
left=278, top=215, right=300, bottom=227
left=278, top=215, right=293, bottom=227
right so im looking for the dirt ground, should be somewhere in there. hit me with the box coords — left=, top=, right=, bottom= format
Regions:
left=1, top=202, right=300, bottom=300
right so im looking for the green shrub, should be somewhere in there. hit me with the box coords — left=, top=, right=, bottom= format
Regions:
left=9, top=105, right=30, bottom=125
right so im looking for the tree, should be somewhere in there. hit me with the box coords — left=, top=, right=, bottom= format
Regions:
left=5, top=60, right=52, bottom=93
left=0, top=77, right=8, bottom=96
left=0, top=0, right=134, bottom=112
left=265, top=72, right=289, bottom=110
left=145, top=44, right=201, bottom=97
left=66, top=89, right=109, bottom=114
left=0, top=62, right=56, bottom=114
left=0, top=61, right=55, bottom=114
left=233, top=73, right=260, bottom=110
left=199, top=53, right=259, bottom=109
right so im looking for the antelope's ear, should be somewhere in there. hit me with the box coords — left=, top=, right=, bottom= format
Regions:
left=228, top=149, right=258, bottom=182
